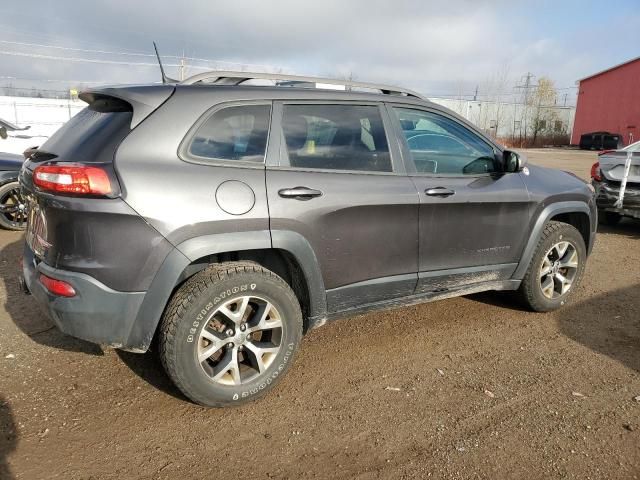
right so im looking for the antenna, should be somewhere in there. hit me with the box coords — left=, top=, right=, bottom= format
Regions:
left=153, top=42, right=177, bottom=84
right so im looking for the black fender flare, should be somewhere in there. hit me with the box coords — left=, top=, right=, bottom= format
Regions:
left=270, top=229, right=327, bottom=325
left=512, top=201, right=592, bottom=280
left=124, top=230, right=327, bottom=351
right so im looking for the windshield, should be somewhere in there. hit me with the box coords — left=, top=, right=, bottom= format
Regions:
left=622, top=140, right=640, bottom=152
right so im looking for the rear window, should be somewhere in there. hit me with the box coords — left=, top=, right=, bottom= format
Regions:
left=187, top=104, right=271, bottom=163
left=37, top=101, right=133, bottom=164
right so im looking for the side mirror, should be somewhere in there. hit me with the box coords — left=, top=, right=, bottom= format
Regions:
left=503, top=150, right=526, bottom=173
left=0, top=127, right=7, bottom=140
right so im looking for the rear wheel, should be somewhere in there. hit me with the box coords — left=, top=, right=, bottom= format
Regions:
left=599, top=210, right=622, bottom=226
left=0, top=181, right=27, bottom=231
left=159, top=261, right=303, bottom=407
left=518, top=221, right=586, bottom=312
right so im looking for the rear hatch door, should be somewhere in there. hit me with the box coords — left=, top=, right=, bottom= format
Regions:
left=599, top=151, right=640, bottom=184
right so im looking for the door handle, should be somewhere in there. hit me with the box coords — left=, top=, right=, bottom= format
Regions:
left=425, top=187, right=455, bottom=197
left=278, top=187, right=323, bottom=200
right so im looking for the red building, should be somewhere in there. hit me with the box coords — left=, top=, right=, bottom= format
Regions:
left=571, top=56, right=640, bottom=147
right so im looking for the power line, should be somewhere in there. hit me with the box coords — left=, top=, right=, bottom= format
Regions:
left=0, top=39, right=154, bottom=57
left=0, top=49, right=174, bottom=66
left=0, top=49, right=264, bottom=72
left=0, top=27, right=150, bottom=55
left=0, top=39, right=283, bottom=71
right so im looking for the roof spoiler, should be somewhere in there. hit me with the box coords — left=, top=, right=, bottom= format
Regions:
left=79, top=85, right=175, bottom=128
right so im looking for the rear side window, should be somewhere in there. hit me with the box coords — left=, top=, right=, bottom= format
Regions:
left=281, top=104, right=391, bottom=172
left=188, top=104, right=271, bottom=163
left=37, top=99, right=133, bottom=164
left=393, top=107, right=497, bottom=175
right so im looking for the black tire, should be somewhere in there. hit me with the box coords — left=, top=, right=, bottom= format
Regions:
left=599, top=210, right=622, bottom=226
left=518, top=221, right=586, bottom=312
left=159, top=261, right=303, bottom=407
left=0, top=181, right=27, bottom=231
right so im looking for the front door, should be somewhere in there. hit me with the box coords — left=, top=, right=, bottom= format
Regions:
left=266, top=102, right=419, bottom=312
left=388, top=105, right=532, bottom=294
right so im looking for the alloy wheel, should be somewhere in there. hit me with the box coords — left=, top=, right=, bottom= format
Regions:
left=0, top=186, right=27, bottom=228
left=539, top=241, right=579, bottom=299
left=197, top=296, right=283, bottom=386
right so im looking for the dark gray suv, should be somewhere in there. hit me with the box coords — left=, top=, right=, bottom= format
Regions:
left=19, top=72, right=597, bottom=407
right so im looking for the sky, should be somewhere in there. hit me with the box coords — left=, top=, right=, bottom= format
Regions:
left=1, top=0, right=639, bottom=104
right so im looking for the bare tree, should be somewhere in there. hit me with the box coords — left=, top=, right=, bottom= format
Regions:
left=478, top=64, right=511, bottom=139
left=529, top=77, right=558, bottom=145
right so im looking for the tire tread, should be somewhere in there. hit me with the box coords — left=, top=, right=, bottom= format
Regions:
left=159, top=261, right=300, bottom=407
left=519, top=221, right=585, bottom=312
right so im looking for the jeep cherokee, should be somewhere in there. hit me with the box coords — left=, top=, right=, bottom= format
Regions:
left=19, top=72, right=597, bottom=407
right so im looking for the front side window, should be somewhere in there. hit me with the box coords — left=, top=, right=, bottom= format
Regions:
left=393, top=107, right=498, bottom=175
left=187, top=104, right=270, bottom=163
left=281, top=104, right=391, bottom=172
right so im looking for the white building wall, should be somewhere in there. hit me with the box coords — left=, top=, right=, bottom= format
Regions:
left=428, top=97, right=576, bottom=142
left=0, top=95, right=85, bottom=154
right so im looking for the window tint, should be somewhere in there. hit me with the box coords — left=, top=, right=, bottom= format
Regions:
left=38, top=106, right=132, bottom=164
left=282, top=104, right=391, bottom=172
left=393, top=108, right=498, bottom=175
left=188, top=104, right=270, bottom=162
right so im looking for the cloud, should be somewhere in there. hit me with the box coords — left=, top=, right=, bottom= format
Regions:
left=1, top=0, right=639, bottom=100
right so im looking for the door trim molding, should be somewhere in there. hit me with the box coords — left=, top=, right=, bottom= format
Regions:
left=416, top=263, right=518, bottom=294
left=324, top=279, right=521, bottom=325
left=326, top=273, right=418, bottom=312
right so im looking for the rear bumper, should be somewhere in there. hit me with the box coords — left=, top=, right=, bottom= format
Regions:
left=594, top=180, right=640, bottom=218
left=22, top=243, right=146, bottom=350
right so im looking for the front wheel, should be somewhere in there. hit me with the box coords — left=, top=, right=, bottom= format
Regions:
left=159, top=261, right=303, bottom=407
left=518, top=221, right=586, bottom=312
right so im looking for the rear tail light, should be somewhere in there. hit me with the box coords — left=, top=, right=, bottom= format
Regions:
left=598, top=150, right=615, bottom=156
left=590, top=162, right=602, bottom=181
left=39, top=274, right=76, bottom=297
left=33, top=164, right=112, bottom=196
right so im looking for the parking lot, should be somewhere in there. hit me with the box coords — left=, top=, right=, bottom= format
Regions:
left=1, top=148, right=638, bottom=479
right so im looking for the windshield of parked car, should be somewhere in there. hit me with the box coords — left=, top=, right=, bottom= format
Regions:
left=622, top=140, right=640, bottom=152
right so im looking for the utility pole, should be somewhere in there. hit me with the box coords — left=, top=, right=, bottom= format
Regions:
left=562, top=93, right=568, bottom=107
left=473, top=85, right=478, bottom=101
left=515, top=72, right=536, bottom=147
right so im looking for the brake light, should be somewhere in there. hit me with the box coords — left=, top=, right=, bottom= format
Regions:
left=598, top=150, right=615, bottom=156
left=39, top=274, right=76, bottom=297
left=33, top=164, right=111, bottom=196
left=590, top=162, right=602, bottom=181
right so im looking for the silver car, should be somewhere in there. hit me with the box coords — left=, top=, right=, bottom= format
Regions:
left=591, top=140, right=640, bottom=224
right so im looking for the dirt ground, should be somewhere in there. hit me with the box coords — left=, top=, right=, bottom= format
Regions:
left=1, top=148, right=639, bottom=479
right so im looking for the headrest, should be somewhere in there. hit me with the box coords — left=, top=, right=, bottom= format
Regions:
left=400, top=119, right=417, bottom=131
left=283, top=115, right=308, bottom=151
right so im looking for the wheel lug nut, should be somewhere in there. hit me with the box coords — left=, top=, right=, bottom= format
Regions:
left=240, top=323, right=246, bottom=331
left=227, top=342, right=234, bottom=349
left=238, top=345, right=244, bottom=351
left=226, top=329, right=234, bottom=337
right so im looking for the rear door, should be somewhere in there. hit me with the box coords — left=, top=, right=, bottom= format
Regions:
left=266, top=101, right=419, bottom=312
left=387, top=105, right=532, bottom=294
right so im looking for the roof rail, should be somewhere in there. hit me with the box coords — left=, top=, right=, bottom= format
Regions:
left=180, top=70, right=425, bottom=99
